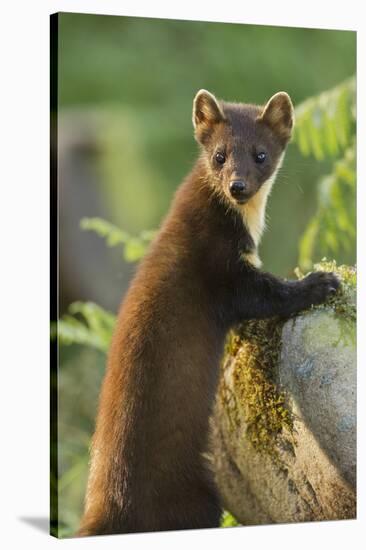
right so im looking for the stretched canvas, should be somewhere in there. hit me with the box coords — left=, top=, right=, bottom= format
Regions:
left=50, top=12, right=356, bottom=538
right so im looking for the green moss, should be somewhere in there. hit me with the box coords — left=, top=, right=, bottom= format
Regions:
left=236, top=319, right=293, bottom=456
left=224, top=330, right=242, bottom=357
left=296, top=259, right=356, bottom=322
left=221, top=318, right=293, bottom=458
left=220, top=261, right=356, bottom=458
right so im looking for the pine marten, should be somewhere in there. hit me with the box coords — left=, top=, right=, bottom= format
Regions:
left=78, top=90, right=339, bottom=536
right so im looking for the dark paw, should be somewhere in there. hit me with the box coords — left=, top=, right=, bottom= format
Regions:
left=302, top=271, right=340, bottom=307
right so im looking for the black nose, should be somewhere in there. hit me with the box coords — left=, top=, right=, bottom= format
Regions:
left=229, top=180, right=247, bottom=197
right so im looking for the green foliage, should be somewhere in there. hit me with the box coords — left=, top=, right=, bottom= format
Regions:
left=294, top=77, right=355, bottom=160
left=299, top=146, right=356, bottom=270
left=293, top=77, right=356, bottom=270
left=81, top=217, right=157, bottom=263
left=56, top=345, right=107, bottom=537
left=54, top=301, right=116, bottom=352
left=220, top=510, right=240, bottom=527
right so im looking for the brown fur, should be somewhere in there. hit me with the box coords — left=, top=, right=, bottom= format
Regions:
left=78, top=89, right=338, bottom=536
left=79, top=172, right=227, bottom=535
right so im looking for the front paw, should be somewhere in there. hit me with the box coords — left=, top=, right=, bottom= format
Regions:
left=302, top=271, right=340, bottom=307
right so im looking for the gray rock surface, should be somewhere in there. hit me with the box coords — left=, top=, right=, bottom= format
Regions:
left=280, top=310, right=356, bottom=487
left=211, top=292, right=356, bottom=525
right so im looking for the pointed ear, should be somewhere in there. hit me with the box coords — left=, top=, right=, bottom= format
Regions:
left=258, top=92, right=294, bottom=144
left=193, top=89, right=225, bottom=144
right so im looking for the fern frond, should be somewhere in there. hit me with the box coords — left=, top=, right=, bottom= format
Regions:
left=80, top=217, right=157, bottom=262
left=294, top=76, right=356, bottom=160
left=53, top=301, right=116, bottom=352
left=299, top=145, right=356, bottom=270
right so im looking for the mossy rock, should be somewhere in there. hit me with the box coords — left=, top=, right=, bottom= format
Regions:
left=211, top=262, right=356, bottom=525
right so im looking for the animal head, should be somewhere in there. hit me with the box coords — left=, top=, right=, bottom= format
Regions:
left=192, top=89, right=294, bottom=208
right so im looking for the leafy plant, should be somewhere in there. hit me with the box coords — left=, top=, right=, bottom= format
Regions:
left=53, top=218, right=158, bottom=354
left=53, top=218, right=158, bottom=353
left=298, top=147, right=355, bottom=269
left=220, top=510, right=240, bottom=527
left=294, top=77, right=355, bottom=160
left=53, top=301, right=116, bottom=353
left=80, top=217, right=157, bottom=263
left=293, top=76, right=356, bottom=270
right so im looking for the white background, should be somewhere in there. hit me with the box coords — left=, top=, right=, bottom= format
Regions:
left=0, top=0, right=364, bottom=548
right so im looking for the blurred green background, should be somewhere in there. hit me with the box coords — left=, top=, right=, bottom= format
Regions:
left=54, top=12, right=356, bottom=537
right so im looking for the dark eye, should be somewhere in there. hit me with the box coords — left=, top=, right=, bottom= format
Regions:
left=215, top=151, right=226, bottom=165
left=255, top=152, right=266, bottom=164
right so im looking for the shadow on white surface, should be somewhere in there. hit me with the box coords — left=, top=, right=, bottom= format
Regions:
left=18, top=517, right=49, bottom=534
